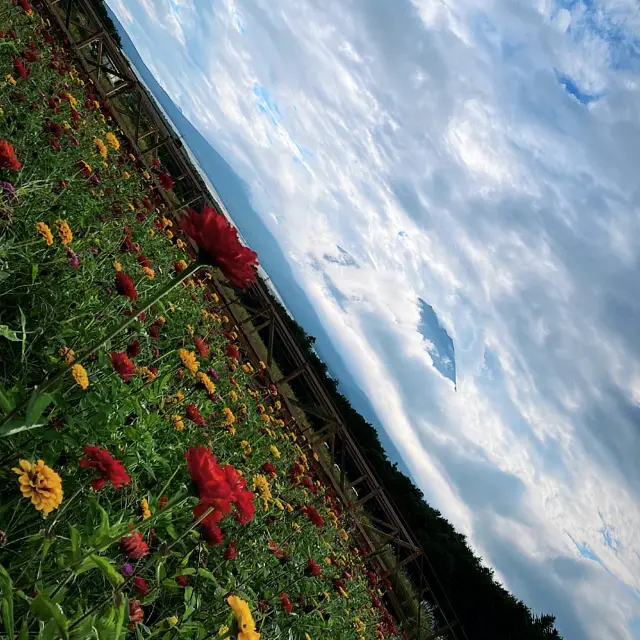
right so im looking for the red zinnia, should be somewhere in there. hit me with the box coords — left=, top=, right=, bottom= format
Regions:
left=136, top=254, right=152, bottom=269
left=115, top=271, right=138, bottom=301
left=80, top=445, right=130, bottom=491
left=302, top=505, right=324, bottom=528
left=194, top=337, right=209, bottom=359
left=0, top=141, right=21, bottom=171
left=128, top=599, right=144, bottom=629
left=224, top=541, right=237, bottom=560
left=185, top=403, right=205, bottom=426
left=127, top=339, right=141, bottom=358
left=153, top=158, right=161, bottom=169
left=18, top=0, right=33, bottom=13
left=225, top=344, right=240, bottom=360
left=179, top=207, right=258, bottom=289
left=13, top=58, right=29, bottom=79
left=158, top=172, right=174, bottom=190
left=200, top=520, right=224, bottom=546
left=261, top=462, right=276, bottom=478
left=120, top=531, right=149, bottom=560
left=280, top=592, right=293, bottom=614
left=111, top=351, right=136, bottom=382
left=176, top=575, right=188, bottom=587
left=307, top=557, right=322, bottom=578
left=134, top=576, right=150, bottom=596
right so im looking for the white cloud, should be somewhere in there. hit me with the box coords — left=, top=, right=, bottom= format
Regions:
left=107, top=0, right=640, bottom=636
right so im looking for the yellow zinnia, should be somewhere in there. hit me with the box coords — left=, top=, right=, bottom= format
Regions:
left=178, top=349, right=199, bottom=376
left=71, top=363, right=89, bottom=390
left=13, top=460, right=63, bottom=516
left=141, top=497, right=151, bottom=520
left=223, top=407, right=235, bottom=425
left=269, top=445, right=281, bottom=459
left=36, top=222, right=54, bottom=246
left=59, top=346, right=75, bottom=365
left=142, top=267, right=155, bottom=280
left=94, top=137, right=108, bottom=158
left=227, top=595, right=260, bottom=640
left=105, top=131, right=120, bottom=150
left=172, top=415, right=185, bottom=432
left=197, top=372, right=216, bottom=395
left=54, top=219, right=73, bottom=245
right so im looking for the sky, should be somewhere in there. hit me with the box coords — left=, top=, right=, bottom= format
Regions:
left=106, top=0, right=640, bottom=637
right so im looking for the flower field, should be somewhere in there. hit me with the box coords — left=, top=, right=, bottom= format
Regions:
left=0, top=2, right=407, bottom=638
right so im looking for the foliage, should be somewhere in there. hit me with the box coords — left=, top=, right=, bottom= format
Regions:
left=0, top=3, right=405, bottom=638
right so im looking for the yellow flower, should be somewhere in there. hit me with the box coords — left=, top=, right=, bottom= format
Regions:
left=218, top=625, right=229, bottom=636
left=269, top=445, right=281, bottom=459
left=212, top=293, right=220, bottom=303
left=197, top=372, right=216, bottom=395
left=166, top=230, right=174, bottom=239
left=337, top=586, right=349, bottom=598
left=354, top=618, right=366, bottom=633
left=161, top=216, right=173, bottom=228
left=135, top=366, right=157, bottom=382
left=105, top=131, right=120, bottom=150
left=241, top=363, right=253, bottom=374
left=223, top=407, right=235, bottom=425
left=253, top=474, right=272, bottom=511
left=305, top=635, right=312, bottom=640
left=339, top=529, right=349, bottom=542
left=65, top=92, right=78, bottom=107
left=186, top=323, right=194, bottom=336
left=275, top=400, right=281, bottom=410
left=156, top=316, right=166, bottom=325
left=112, top=261, right=122, bottom=272
left=292, top=522, right=301, bottom=531
left=54, top=219, right=73, bottom=245
left=168, top=302, right=176, bottom=313
left=13, top=460, right=63, bottom=516
left=227, top=426, right=237, bottom=436
left=274, top=498, right=284, bottom=511
left=94, top=137, right=108, bottom=158
left=175, top=391, right=185, bottom=402
left=142, top=267, right=155, bottom=280
left=71, top=363, right=89, bottom=390
left=227, top=595, right=260, bottom=640
left=167, top=616, right=179, bottom=625
left=6, top=74, right=16, bottom=86
left=172, top=415, right=185, bottom=432
left=176, top=239, right=185, bottom=249
left=229, top=390, right=238, bottom=403
left=36, top=222, right=54, bottom=246
left=128, top=202, right=135, bottom=211
left=59, top=346, right=75, bottom=365
left=129, top=153, right=136, bottom=162
left=322, top=592, right=330, bottom=600
left=240, top=440, right=251, bottom=458
left=178, top=349, right=199, bottom=376
left=258, top=361, right=266, bottom=370
left=123, top=171, right=130, bottom=180
left=260, top=413, right=270, bottom=424
left=143, top=171, right=151, bottom=180
left=93, top=100, right=100, bottom=109
left=141, top=497, right=151, bottom=520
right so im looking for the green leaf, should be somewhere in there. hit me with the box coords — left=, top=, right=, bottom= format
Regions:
left=113, top=595, right=127, bottom=640
left=0, top=565, right=14, bottom=637
left=25, top=389, right=54, bottom=427
left=18, top=619, right=28, bottom=640
left=0, top=325, right=20, bottom=342
left=31, top=263, right=38, bottom=284
left=0, top=417, right=47, bottom=438
left=75, top=555, right=124, bottom=588
left=0, top=385, right=14, bottom=414
left=30, top=594, right=69, bottom=640
left=69, top=525, right=81, bottom=564
left=18, top=307, right=26, bottom=363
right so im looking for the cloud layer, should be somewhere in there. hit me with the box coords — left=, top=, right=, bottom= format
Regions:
left=107, top=0, right=640, bottom=636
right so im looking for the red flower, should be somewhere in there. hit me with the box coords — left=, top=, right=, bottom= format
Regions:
left=13, top=58, right=29, bottom=79
left=128, top=599, right=144, bottom=629
left=280, top=592, right=293, bottom=614
left=142, top=197, right=153, bottom=211
left=185, top=403, right=205, bottom=426
left=261, top=462, right=276, bottom=478
left=200, top=520, right=224, bottom=546
left=179, top=207, right=258, bottom=289
left=120, top=531, right=149, bottom=560
left=111, top=351, right=136, bottom=382
left=158, top=172, right=174, bottom=190
left=159, top=496, right=168, bottom=510
left=127, top=339, right=141, bottom=358
left=268, top=540, right=289, bottom=561
left=136, top=254, right=151, bottom=269
left=115, top=272, right=138, bottom=301
left=225, top=343, right=240, bottom=360
left=0, top=141, right=21, bottom=171
left=134, top=576, right=150, bottom=596
left=224, top=541, right=237, bottom=560
left=17, top=0, right=33, bottom=14
left=176, top=575, right=188, bottom=587
left=80, top=445, right=130, bottom=491
left=307, top=557, right=322, bottom=578
left=153, top=158, right=161, bottom=169
left=302, top=505, right=324, bottom=528
left=194, top=337, right=209, bottom=359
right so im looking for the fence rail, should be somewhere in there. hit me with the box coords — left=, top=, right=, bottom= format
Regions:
left=40, top=1, right=468, bottom=637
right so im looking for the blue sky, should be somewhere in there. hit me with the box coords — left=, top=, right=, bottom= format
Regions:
left=106, top=0, right=640, bottom=637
